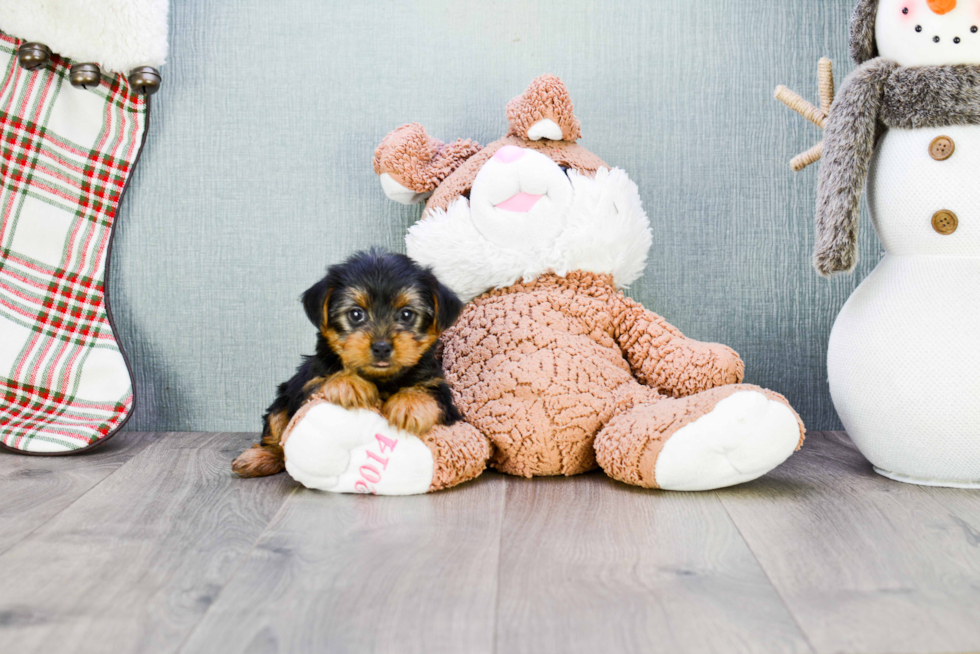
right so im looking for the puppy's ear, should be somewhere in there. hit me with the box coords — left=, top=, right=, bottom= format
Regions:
left=302, top=277, right=333, bottom=329
left=428, top=275, right=463, bottom=332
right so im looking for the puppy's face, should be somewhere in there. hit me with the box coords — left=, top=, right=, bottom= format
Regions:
left=303, top=252, right=463, bottom=379
left=327, top=285, right=436, bottom=377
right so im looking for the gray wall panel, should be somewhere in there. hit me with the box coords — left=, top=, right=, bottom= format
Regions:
left=112, top=0, right=878, bottom=431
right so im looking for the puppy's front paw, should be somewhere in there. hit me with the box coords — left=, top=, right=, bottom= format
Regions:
left=382, top=389, right=441, bottom=436
left=318, top=374, right=380, bottom=411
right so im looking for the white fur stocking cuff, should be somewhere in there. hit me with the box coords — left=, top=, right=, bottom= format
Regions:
left=0, top=0, right=168, bottom=74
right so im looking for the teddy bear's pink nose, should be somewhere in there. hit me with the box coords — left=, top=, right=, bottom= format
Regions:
left=493, top=145, right=525, bottom=164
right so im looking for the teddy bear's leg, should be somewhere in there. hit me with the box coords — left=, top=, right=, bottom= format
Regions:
left=419, top=422, right=493, bottom=492
left=594, top=385, right=804, bottom=491
left=280, top=400, right=490, bottom=495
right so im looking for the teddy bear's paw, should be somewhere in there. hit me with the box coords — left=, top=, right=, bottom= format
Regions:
left=283, top=403, right=434, bottom=495
left=655, top=391, right=801, bottom=492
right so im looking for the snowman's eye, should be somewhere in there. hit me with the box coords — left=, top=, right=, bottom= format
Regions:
left=902, top=7, right=909, bottom=14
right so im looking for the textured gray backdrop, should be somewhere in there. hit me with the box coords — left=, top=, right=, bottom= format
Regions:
left=113, top=0, right=879, bottom=432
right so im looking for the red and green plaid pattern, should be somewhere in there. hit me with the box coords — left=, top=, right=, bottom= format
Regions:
left=0, top=33, right=147, bottom=453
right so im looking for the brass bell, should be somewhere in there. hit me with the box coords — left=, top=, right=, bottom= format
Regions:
left=69, top=63, right=101, bottom=90
left=17, top=42, right=51, bottom=71
left=127, top=66, right=161, bottom=95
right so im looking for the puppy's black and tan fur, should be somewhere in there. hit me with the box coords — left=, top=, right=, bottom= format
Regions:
left=232, top=250, right=463, bottom=478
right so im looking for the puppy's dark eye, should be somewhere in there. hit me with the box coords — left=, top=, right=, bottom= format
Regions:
left=348, top=308, right=366, bottom=324
left=398, top=309, right=416, bottom=324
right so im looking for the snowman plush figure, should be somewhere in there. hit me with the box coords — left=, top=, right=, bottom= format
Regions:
left=795, top=0, right=980, bottom=486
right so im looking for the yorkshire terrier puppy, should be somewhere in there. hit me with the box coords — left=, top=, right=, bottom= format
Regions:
left=232, top=249, right=464, bottom=478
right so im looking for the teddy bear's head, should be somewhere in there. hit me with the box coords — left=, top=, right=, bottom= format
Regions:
left=374, top=75, right=652, bottom=302
left=851, top=0, right=980, bottom=66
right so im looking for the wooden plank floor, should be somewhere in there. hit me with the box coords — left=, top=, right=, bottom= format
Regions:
left=1, top=431, right=979, bottom=654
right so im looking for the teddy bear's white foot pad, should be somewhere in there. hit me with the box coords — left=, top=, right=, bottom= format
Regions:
left=283, top=404, right=434, bottom=496
left=655, top=391, right=800, bottom=492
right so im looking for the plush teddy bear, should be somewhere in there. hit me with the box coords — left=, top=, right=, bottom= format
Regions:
left=282, top=75, right=805, bottom=495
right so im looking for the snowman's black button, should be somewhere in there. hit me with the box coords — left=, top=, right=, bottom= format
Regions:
left=929, top=136, right=955, bottom=161
left=932, top=210, right=958, bottom=235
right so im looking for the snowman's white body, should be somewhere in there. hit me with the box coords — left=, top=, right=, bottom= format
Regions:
left=822, top=0, right=980, bottom=487
left=828, top=125, right=980, bottom=486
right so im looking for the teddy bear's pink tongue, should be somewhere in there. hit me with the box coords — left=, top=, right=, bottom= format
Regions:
left=495, top=192, right=543, bottom=212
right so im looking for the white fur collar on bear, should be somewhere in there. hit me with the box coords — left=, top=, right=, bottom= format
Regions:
left=406, top=167, right=652, bottom=302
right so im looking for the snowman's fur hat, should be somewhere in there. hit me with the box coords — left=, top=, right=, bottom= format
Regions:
left=850, top=0, right=880, bottom=64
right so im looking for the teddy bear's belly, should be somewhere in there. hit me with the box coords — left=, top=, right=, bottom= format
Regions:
left=442, top=300, right=648, bottom=478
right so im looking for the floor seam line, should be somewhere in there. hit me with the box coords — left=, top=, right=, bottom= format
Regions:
left=491, top=475, right=507, bottom=654
left=173, top=481, right=299, bottom=654
left=718, top=488, right=819, bottom=654
left=0, top=432, right=157, bottom=560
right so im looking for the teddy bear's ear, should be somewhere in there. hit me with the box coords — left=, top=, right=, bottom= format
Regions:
left=506, top=74, right=582, bottom=142
left=373, top=123, right=482, bottom=205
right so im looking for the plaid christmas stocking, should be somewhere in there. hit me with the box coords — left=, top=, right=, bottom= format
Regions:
left=0, top=33, right=149, bottom=453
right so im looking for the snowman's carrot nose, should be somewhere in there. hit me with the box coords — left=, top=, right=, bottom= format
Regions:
left=927, top=0, right=956, bottom=14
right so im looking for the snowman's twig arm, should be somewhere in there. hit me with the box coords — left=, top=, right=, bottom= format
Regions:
left=775, top=87, right=826, bottom=128
left=814, top=58, right=898, bottom=276
left=818, top=58, right=835, bottom=114
left=792, top=142, right=824, bottom=172
left=775, top=58, right=835, bottom=171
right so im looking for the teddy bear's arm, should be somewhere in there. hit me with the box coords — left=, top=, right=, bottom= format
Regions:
left=611, top=296, right=744, bottom=398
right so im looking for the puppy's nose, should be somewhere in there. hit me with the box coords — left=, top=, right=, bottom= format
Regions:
left=493, top=145, right=525, bottom=164
left=371, top=341, right=393, bottom=359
